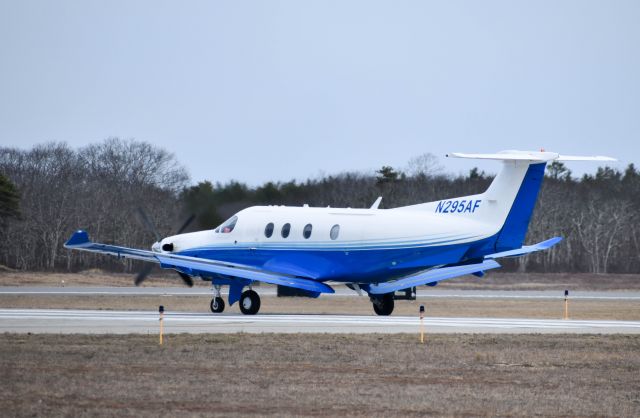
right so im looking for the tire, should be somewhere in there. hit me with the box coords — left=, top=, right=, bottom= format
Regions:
left=372, top=293, right=394, bottom=316
left=210, top=297, right=225, bottom=313
left=239, top=290, right=261, bottom=315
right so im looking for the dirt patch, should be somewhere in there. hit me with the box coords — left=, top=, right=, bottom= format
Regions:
left=1, top=294, right=639, bottom=320
left=0, top=333, right=638, bottom=417
left=0, top=270, right=211, bottom=287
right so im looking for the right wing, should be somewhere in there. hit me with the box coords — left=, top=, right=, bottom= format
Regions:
left=486, top=237, right=562, bottom=259
left=367, top=260, right=501, bottom=295
left=64, top=230, right=334, bottom=294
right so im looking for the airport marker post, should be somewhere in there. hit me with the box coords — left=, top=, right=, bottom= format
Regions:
left=159, top=305, right=164, bottom=345
left=419, top=305, right=425, bottom=344
left=563, top=290, right=569, bottom=320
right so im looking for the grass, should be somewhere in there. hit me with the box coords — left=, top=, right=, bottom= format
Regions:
left=1, top=333, right=639, bottom=417
left=2, top=294, right=639, bottom=320
left=2, top=270, right=640, bottom=291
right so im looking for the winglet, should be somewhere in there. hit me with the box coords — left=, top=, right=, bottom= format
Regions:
left=370, top=196, right=382, bottom=210
left=64, top=230, right=91, bottom=248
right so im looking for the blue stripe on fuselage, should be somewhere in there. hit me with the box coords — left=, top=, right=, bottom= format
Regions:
left=177, top=236, right=497, bottom=283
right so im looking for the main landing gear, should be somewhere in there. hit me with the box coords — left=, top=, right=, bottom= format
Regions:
left=371, top=293, right=394, bottom=316
left=209, top=284, right=261, bottom=315
left=239, top=289, right=261, bottom=315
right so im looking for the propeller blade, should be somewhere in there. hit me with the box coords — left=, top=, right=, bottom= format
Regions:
left=136, top=207, right=161, bottom=242
left=134, top=263, right=154, bottom=286
left=177, top=272, right=194, bottom=287
left=176, top=214, right=196, bottom=234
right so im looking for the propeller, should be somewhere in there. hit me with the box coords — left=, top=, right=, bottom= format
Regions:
left=136, top=207, right=161, bottom=242
left=134, top=207, right=196, bottom=287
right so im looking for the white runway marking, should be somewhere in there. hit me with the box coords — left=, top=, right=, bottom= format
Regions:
left=1, top=309, right=639, bottom=334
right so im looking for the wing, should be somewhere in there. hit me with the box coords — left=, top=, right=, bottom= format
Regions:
left=64, top=230, right=334, bottom=294
left=366, top=236, right=562, bottom=294
left=486, top=237, right=562, bottom=259
left=367, top=260, right=501, bottom=295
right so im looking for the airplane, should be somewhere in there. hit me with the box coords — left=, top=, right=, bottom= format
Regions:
left=64, top=150, right=615, bottom=316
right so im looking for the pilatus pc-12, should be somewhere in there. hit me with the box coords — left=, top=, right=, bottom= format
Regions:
left=65, top=150, right=614, bottom=315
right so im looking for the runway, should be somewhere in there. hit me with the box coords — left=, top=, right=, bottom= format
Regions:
left=2, top=286, right=639, bottom=300
left=2, top=308, right=640, bottom=334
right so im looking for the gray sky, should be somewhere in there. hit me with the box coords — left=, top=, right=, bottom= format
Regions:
left=1, top=1, right=638, bottom=185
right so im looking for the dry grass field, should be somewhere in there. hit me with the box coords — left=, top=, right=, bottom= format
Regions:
left=1, top=333, right=639, bottom=417
left=1, top=270, right=640, bottom=291
left=2, top=294, right=640, bottom=320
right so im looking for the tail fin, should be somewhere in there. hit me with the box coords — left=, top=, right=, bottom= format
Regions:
left=448, top=150, right=616, bottom=252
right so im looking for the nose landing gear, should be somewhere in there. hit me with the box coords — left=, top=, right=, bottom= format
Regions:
left=209, top=284, right=225, bottom=313
left=210, top=297, right=225, bottom=313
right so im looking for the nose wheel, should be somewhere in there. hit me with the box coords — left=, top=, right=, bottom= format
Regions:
left=239, top=290, right=261, bottom=315
left=210, top=296, right=225, bottom=313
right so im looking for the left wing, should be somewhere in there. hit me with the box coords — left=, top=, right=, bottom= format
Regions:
left=64, top=230, right=334, bottom=294
left=367, top=260, right=501, bottom=295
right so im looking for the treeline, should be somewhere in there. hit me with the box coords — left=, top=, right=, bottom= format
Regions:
left=1, top=139, right=639, bottom=274
left=0, top=139, right=188, bottom=272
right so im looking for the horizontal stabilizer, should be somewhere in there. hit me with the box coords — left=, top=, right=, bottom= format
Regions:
left=486, top=237, right=562, bottom=259
left=556, top=155, right=617, bottom=162
left=368, top=260, right=501, bottom=295
left=447, top=150, right=616, bottom=162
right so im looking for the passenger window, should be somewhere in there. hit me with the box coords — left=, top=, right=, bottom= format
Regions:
left=330, top=224, right=340, bottom=240
left=264, top=223, right=274, bottom=238
left=216, top=216, right=238, bottom=234
left=303, top=224, right=312, bottom=239
left=281, top=223, right=291, bottom=238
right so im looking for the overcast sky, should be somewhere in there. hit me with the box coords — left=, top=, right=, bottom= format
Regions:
left=1, top=1, right=638, bottom=185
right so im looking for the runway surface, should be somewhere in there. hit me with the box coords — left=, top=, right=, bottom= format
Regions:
left=2, top=286, right=639, bottom=300
left=2, top=308, right=640, bottom=334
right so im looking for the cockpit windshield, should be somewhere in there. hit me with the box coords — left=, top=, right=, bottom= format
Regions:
left=214, top=216, right=238, bottom=234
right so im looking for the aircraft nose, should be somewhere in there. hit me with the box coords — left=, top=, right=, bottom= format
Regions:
left=151, top=241, right=161, bottom=252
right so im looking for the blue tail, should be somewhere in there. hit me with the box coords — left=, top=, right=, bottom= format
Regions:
left=493, top=162, right=546, bottom=252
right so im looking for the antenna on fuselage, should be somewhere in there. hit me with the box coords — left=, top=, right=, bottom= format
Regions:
left=370, top=196, right=383, bottom=210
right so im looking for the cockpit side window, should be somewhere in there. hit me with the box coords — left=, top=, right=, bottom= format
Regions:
left=215, top=216, right=238, bottom=234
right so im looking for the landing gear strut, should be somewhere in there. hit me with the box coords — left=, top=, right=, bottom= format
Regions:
left=239, top=289, right=261, bottom=315
left=372, top=293, right=394, bottom=316
left=210, top=284, right=225, bottom=313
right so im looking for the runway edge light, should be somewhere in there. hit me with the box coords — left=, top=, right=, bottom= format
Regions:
left=419, top=305, right=425, bottom=344
left=159, top=305, right=165, bottom=345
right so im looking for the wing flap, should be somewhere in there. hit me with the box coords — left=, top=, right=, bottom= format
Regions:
left=368, top=260, right=501, bottom=295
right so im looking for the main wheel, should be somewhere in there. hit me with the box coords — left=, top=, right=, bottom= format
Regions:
left=210, top=297, right=225, bottom=313
left=239, top=290, right=261, bottom=315
left=372, top=293, right=394, bottom=316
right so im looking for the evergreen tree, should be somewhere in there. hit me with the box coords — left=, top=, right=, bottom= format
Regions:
left=0, top=173, right=20, bottom=222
